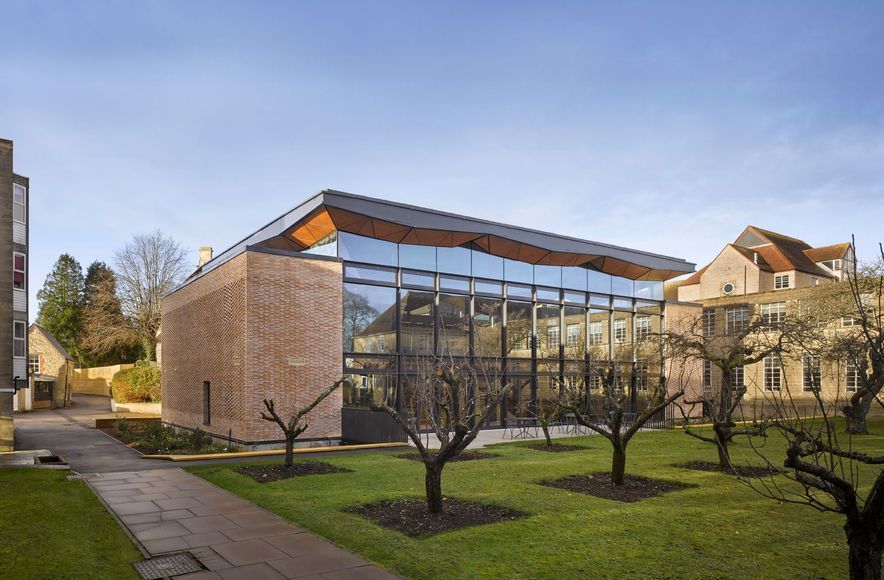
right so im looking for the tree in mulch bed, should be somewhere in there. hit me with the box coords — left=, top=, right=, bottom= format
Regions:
left=676, top=460, right=780, bottom=478
left=540, top=473, right=693, bottom=503
left=348, top=497, right=526, bottom=537
left=260, top=378, right=348, bottom=469
left=394, top=451, right=496, bottom=462
left=523, top=442, right=586, bottom=453
left=371, top=353, right=511, bottom=514
left=560, top=359, right=683, bottom=486
left=235, top=461, right=352, bottom=483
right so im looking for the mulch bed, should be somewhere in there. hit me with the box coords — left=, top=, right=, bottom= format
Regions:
left=540, top=473, right=693, bottom=502
left=235, top=462, right=353, bottom=483
left=394, top=451, right=497, bottom=462
left=677, top=460, right=781, bottom=478
left=523, top=443, right=586, bottom=453
left=348, top=497, right=526, bottom=537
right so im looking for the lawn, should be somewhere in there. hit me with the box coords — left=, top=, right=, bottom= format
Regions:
left=0, top=469, right=141, bottom=579
left=190, top=421, right=884, bottom=579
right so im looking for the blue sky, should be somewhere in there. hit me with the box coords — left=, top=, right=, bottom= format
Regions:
left=2, top=1, right=883, bottom=316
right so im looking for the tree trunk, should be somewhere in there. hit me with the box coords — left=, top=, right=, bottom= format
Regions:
left=284, top=436, right=294, bottom=468
left=542, top=423, right=553, bottom=446
left=425, top=463, right=444, bottom=513
left=714, top=425, right=731, bottom=468
left=844, top=403, right=870, bottom=435
left=845, top=523, right=881, bottom=580
left=611, top=445, right=626, bottom=486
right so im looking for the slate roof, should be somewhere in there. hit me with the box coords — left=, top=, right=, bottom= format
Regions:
left=30, top=323, right=75, bottom=361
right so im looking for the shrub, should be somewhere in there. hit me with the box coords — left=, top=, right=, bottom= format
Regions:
left=111, top=366, right=161, bottom=403
left=114, top=417, right=129, bottom=433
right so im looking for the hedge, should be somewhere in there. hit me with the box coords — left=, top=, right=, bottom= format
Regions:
left=110, top=366, right=161, bottom=403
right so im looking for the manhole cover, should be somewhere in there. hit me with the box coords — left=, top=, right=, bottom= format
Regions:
left=133, top=552, right=203, bottom=579
left=67, top=473, right=102, bottom=481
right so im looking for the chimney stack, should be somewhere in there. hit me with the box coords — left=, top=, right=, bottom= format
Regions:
left=198, top=246, right=213, bottom=268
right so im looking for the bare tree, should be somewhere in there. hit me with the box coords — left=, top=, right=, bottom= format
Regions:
left=742, top=379, right=883, bottom=579
left=261, top=379, right=346, bottom=468
left=115, top=230, right=189, bottom=360
left=663, top=313, right=802, bottom=468
left=836, top=239, right=884, bottom=435
left=372, top=354, right=510, bottom=514
left=560, top=361, right=683, bottom=485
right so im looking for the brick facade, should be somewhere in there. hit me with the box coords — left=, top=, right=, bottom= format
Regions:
left=161, top=249, right=343, bottom=446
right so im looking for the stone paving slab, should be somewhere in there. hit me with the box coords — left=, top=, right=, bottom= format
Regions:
left=90, top=468, right=398, bottom=579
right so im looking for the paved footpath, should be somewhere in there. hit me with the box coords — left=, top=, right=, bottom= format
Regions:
left=91, top=468, right=398, bottom=579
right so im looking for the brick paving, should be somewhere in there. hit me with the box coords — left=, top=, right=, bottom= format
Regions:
left=90, top=468, right=398, bottom=579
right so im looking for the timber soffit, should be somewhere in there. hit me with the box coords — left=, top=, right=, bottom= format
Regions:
left=170, top=189, right=695, bottom=295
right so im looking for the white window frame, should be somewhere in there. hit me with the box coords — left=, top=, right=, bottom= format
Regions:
left=846, top=362, right=861, bottom=392
left=13, top=321, right=26, bottom=359
left=613, top=318, right=627, bottom=343
left=802, top=353, right=821, bottom=392
left=703, top=360, right=713, bottom=390
left=635, top=316, right=651, bottom=340
left=12, top=252, right=26, bottom=291
left=760, top=302, right=786, bottom=327
left=702, top=308, right=715, bottom=337
left=731, top=366, right=744, bottom=388
left=12, top=183, right=26, bottom=224
left=547, top=325, right=560, bottom=349
left=764, top=355, right=782, bottom=392
left=566, top=323, right=580, bottom=348
left=774, top=274, right=790, bottom=290
left=28, top=354, right=40, bottom=375
left=588, top=321, right=603, bottom=345
left=725, top=305, right=749, bottom=334
left=634, top=361, right=648, bottom=391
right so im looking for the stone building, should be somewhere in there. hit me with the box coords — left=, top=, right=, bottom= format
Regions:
left=20, top=324, right=75, bottom=410
left=161, top=190, right=695, bottom=447
left=671, top=226, right=870, bottom=417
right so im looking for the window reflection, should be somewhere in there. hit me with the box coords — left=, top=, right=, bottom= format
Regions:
left=400, top=244, right=436, bottom=271
left=536, top=304, right=561, bottom=358
left=437, top=246, right=471, bottom=276
left=400, top=290, right=434, bottom=354
left=343, top=284, right=396, bottom=353
left=472, top=250, right=503, bottom=279
left=506, top=301, right=532, bottom=358
left=534, top=265, right=561, bottom=287
left=338, top=232, right=397, bottom=266
left=439, top=293, right=469, bottom=356
left=474, top=297, right=502, bottom=357
left=504, top=259, right=533, bottom=283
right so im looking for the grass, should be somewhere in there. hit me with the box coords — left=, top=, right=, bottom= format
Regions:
left=0, top=469, right=141, bottom=579
left=190, top=421, right=884, bottom=580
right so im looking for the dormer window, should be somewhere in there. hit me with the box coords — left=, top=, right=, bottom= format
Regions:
left=774, top=274, right=790, bottom=290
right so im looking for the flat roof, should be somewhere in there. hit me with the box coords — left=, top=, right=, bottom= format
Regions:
left=174, top=189, right=695, bottom=292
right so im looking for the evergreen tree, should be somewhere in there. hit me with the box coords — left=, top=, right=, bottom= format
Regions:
left=36, top=254, right=86, bottom=362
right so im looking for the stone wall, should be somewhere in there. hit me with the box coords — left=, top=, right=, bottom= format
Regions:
left=72, top=364, right=135, bottom=396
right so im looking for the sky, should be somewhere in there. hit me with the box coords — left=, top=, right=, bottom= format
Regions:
left=2, top=1, right=883, bottom=318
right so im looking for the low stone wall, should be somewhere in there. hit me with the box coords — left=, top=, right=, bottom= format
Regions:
left=72, top=364, right=134, bottom=396
left=111, top=400, right=161, bottom=415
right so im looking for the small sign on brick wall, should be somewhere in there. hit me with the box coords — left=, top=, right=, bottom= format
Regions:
left=287, top=357, right=306, bottom=367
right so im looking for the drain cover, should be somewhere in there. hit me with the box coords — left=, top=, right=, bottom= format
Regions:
left=67, top=473, right=102, bottom=481
left=133, top=552, right=203, bottom=579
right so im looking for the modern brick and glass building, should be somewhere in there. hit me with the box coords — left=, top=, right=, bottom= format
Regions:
left=0, top=139, right=29, bottom=451
left=161, top=191, right=695, bottom=446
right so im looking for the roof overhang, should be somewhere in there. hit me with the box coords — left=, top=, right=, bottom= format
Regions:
left=180, top=189, right=695, bottom=290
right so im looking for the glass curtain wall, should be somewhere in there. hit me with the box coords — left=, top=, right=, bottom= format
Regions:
left=337, top=231, right=665, bottom=427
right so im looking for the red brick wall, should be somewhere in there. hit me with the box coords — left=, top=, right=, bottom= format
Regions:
left=161, top=254, right=248, bottom=439
left=243, top=251, right=343, bottom=441
left=161, top=250, right=343, bottom=444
